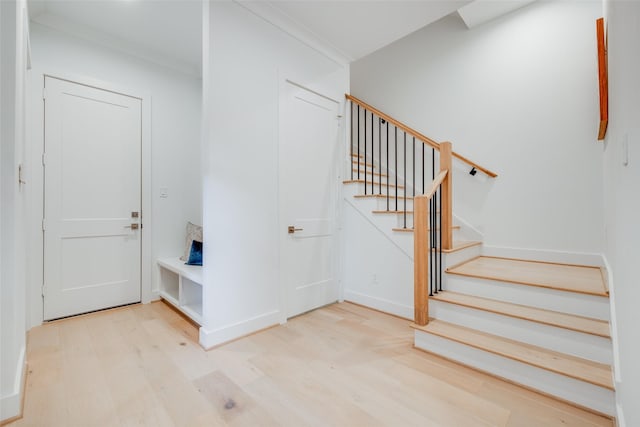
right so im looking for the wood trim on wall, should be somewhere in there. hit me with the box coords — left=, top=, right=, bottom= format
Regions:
left=596, top=17, right=608, bottom=141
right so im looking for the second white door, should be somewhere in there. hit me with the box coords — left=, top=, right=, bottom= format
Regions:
left=43, top=76, right=142, bottom=320
left=280, top=81, right=341, bottom=318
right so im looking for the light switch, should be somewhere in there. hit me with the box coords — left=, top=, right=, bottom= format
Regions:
left=160, top=187, right=169, bottom=198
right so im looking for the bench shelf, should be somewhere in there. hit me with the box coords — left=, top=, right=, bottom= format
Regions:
left=157, top=257, right=203, bottom=325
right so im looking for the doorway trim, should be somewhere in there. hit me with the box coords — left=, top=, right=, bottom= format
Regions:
left=27, top=69, right=153, bottom=328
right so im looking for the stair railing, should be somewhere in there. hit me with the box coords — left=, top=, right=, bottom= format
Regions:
left=347, top=94, right=496, bottom=230
left=346, top=94, right=496, bottom=326
left=414, top=142, right=451, bottom=326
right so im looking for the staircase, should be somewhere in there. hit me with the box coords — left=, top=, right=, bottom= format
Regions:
left=343, top=95, right=615, bottom=418
left=414, top=256, right=614, bottom=416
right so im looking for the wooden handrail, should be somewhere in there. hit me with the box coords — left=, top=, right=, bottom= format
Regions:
left=345, top=94, right=498, bottom=178
left=415, top=170, right=447, bottom=201
left=450, top=150, right=497, bottom=178
left=346, top=94, right=439, bottom=150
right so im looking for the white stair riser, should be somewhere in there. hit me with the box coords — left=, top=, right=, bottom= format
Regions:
left=349, top=174, right=394, bottom=186
left=414, top=330, right=615, bottom=416
left=392, top=229, right=463, bottom=244
left=376, top=197, right=413, bottom=211
left=445, top=276, right=610, bottom=321
left=349, top=182, right=406, bottom=197
left=385, top=233, right=475, bottom=263
left=443, top=244, right=482, bottom=269
left=430, top=301, right=612, bottom=364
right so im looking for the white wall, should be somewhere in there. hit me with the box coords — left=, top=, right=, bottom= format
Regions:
left=351, top=0, right=604, bottom=254
left=602, top=1, right=640, bottom=425
left=27, top=23, right=202, bottom=325
left=201, top=1, right=348, bottom=348
left=0, top=0, right=28, bottom=421
left=342, top=201, right=414, bottom=319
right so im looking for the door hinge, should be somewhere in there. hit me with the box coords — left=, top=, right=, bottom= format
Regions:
left=42, top=219, right=46, bottom=231
left=42, top=87, right=47, bottom=100
left=42, top=152, right=46, bottom=166
left=41, top=284, right=45, bottom=297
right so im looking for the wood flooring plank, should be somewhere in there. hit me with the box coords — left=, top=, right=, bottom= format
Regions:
left=11, top=301, right=614, bottom=427
left=447, top=256, right=608, bottom=296
left=194, top=371, right=279, bottom=427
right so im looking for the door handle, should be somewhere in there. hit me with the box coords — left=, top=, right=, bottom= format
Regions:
left=288, top=226, right=303, bottom=234
left=125, top=224, right=139, bottom=230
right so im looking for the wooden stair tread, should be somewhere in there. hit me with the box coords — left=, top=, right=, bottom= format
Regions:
left=352, top=168, right=388, bottom=177
left=447, top=256, right=608, bottom=297
left=352, top=159, right=374, bottom=167
left=392, top=226, right=461, bottom=233
left=351, top=153, right=364, bottom=158
left=372, top=210, right=414, bottom=215
left=442, top=241, right=481, bottom=253
left=372, top=209, right=443, bottom=215
left=354, top=194, right=412, bottom=200
left=432, top=291, right=610, bottom=338
left=412, top=319, right=614, bottom=390
left=343, top=179, right=405, bottom=188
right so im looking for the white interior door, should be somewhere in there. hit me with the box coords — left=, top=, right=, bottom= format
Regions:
left=43, top=76, right=142, bottom=320
left=280, top=81, right=341, bottom=318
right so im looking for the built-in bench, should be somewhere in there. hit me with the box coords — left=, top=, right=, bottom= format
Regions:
left=157, top=257, right=202, bottom=325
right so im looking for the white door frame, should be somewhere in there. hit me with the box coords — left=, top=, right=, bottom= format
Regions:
left=277, top=74, right=345, bottom=324
left=27, top=69, right=153, bottom=328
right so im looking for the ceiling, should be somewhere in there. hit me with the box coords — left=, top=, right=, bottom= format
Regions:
left=27, top=0, right=533, bottom=77
left=253, top=1, right=471, bottom=62
left=28, top=0, right=203, bottom=76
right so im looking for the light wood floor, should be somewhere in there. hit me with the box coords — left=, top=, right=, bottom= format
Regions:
left=10, top=301, right=613, bottom=427
left=447, top=256, right=608, bottom=296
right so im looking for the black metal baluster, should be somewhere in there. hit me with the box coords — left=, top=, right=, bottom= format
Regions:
left=412, top=137, right=415, bottom=200
left=438, top=185, right=443, bottom=292
left=357, top=105, right=360, bottom=180
left=403, top=133, right=407, bottom=229
left=378, top=118, right=382, bottom=195
left=364, top=110, right=367, bottom=195
left=432, top=191, right=437, bottom=295
left=370, top=111, right=374, bottom=195
left=422, top=143, right=425, bottom=195
left=427, top=198, right=434, bottom=296
left=350, top=102, right=354, bottom=180
left=394, top=127, right=398, bottom=212
left=432, top=147, right=435, bottom=181
left=386, top=122, right=389, bottom=211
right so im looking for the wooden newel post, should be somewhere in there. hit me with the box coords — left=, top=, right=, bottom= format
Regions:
left=440, top=141, right=453, bottom=251
left=414, top=195, right=429, bottom=326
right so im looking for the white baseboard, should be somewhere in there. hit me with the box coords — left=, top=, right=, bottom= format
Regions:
left=482, top=245, right=604, bottom=267
left=616, top=402, right=626, bottom=427
left=602, top=255, right=621, bottom=384
left=0, top=345, right=26, bottom=423
left=344, top=289, right=413, bottom=319
left=198, top=310, right=281, bottom=350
